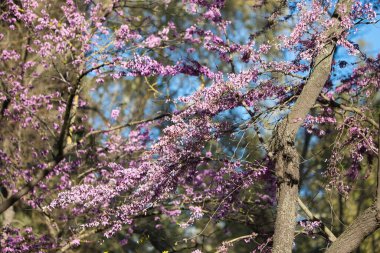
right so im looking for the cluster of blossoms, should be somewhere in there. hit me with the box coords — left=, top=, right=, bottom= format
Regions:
left=281, top=0, right=377, bottom=60
left=302, top=115, right=337, bottom=136
left=335, top=55, right=380, bottom=96
left=326, top=114, right=378, bottom=195
left=299, top=220, right=322, bottom=238
left=0, top=227, right=54, bottom=252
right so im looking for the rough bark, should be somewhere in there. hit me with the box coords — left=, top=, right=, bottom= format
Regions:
left=325, top=206, right=380, bottom=253
left=270, top=0, right=358, bottom=250
left=271, top=32, right=336, bottom=253
left=271, top=146, right=299, bottom=253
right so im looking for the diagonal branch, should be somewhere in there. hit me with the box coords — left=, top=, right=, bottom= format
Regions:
left=325, top=206, right=380, bottom=253
left=319, top=93, right=379, bottom=129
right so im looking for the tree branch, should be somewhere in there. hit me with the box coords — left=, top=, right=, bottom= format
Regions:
left=0, top=111, right=171, bottom=214
left=0, top=160, right=56, bottom=214
left=1, top=70, right=83, bottom=214
left=325, top=206, right=380, bottom=253
left=320, top=93, right=379, bottom=129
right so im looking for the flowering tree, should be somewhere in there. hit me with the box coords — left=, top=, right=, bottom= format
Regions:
left=0, top=0, right=379, bottom=252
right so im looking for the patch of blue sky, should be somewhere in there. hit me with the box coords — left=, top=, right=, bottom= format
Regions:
left=168, top=74, right=201, bottom=98
left=331, top=22, right=380, bottom=86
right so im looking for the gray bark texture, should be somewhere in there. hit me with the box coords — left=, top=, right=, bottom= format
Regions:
left=271, top=43, right=335, bottom=253
left=270, top=0, right=368, bottom=251
left=325, top=206, right=380, bottom=253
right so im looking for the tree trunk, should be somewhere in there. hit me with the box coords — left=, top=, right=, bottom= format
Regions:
left=271, top=137, right=299, bottom=252
left=271, top=41, right=336, bottom=253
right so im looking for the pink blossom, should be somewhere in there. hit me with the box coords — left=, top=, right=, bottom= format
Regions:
left=111, top=108, right=120, bottom=120
left=144, top=35, right=162, bottom=48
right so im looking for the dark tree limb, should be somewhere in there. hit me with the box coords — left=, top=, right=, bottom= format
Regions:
left=0, top=161, right=56, bottom=214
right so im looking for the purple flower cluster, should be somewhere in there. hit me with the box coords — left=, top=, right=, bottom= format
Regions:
left=0, top=226, right=54, bottom=252
left=299, top=220, right=321, bottom=237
